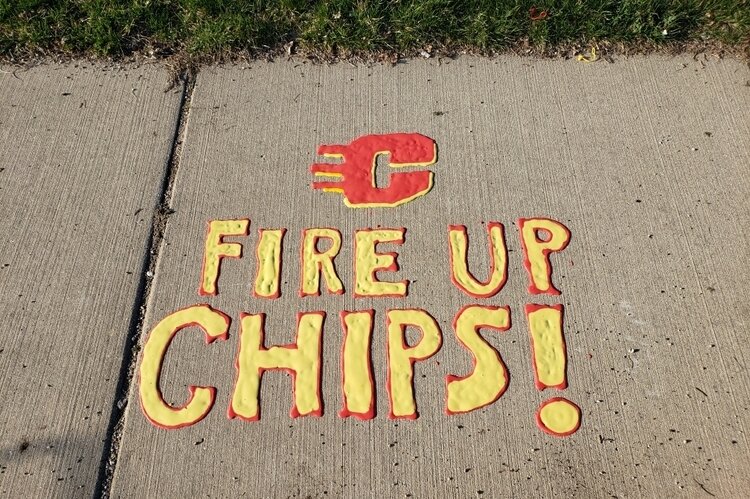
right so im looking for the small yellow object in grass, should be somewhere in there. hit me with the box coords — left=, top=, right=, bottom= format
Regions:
left=576, top=46, right=597, bottom=63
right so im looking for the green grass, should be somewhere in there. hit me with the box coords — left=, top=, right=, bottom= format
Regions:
left=0, top=1, right=748, bottom=59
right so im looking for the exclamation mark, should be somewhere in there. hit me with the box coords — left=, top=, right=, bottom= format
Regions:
left=525, top=304, right=581, bottom=437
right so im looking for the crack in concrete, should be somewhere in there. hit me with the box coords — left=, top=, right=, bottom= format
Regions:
left=93, top=70, right=197, bottom=498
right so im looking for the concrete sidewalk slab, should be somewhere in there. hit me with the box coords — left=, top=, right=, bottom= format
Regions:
left=112, top=56, right=748, bottom=497
left=0, top=64, right=182, bottom=495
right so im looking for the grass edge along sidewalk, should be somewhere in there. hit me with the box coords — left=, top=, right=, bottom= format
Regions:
left=1, top=0, right=748, bottom=62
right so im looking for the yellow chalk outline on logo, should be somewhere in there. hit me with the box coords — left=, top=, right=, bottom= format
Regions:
left=315, top=143, right=437, bottom=208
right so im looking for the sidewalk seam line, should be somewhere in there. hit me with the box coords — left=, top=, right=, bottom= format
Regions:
left=94, top=71, right=197, bottom=498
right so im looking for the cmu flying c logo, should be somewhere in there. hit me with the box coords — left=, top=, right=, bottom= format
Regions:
left=311, top=133, right=437, bottom=208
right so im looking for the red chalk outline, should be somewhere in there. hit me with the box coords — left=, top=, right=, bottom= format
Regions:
left=517, top=217, right=571, bottom=296
left=535, top=397, right=581, bottom=437
left=198, top=218, right=250, bottom=296
left=447, top=223, right=508, bottom=298
left=139, top=304, right=230, bottom=430
left=298, top=228, right=345, bottom=297
left=338, top=310, right=376, bottom=420
left=252, top=228, right=286, bottom=299
left=525, top=303, right=568, bottom=391
left=227, top=311, right=325, bottom=422
left=354, top=227, right=409, bottom=298
left=385, top=309, right=443, bottom=420
left=445, top=305, right=511, bottom=415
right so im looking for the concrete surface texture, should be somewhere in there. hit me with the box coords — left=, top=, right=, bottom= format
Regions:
left=0, top=65, right=183, bottom=495
left=1, top=54, right=749, bottom=498
left=109, top=56, right=749, bottom=497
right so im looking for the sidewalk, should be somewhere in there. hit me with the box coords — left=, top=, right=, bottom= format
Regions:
left=0, top=55, right=748, bottom=498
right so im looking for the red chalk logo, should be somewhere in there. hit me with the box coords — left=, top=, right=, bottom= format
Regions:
left=311, top=133, right=437, bottom=208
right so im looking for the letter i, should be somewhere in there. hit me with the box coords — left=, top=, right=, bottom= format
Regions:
left=525, top=304, right=581, bottom=437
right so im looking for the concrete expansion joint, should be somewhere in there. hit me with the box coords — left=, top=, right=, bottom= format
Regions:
left=93, top=70, right=196, bottom=499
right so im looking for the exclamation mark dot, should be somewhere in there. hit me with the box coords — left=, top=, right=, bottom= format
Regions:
left=526, top=304, right=581, bottom=437
left=536, top=397, right=581, bottom=437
